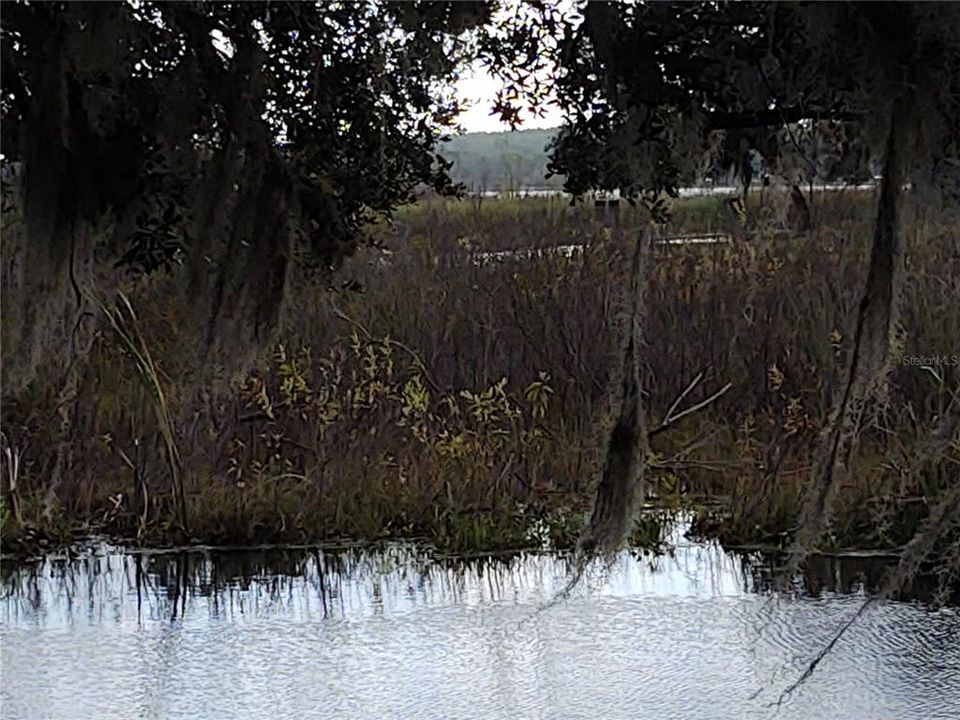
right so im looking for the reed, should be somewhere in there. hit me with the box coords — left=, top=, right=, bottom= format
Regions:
left=2, top=191, right=956, bottom=561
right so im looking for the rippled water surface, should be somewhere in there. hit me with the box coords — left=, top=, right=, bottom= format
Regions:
left=2, top=530, right=958, bottom=720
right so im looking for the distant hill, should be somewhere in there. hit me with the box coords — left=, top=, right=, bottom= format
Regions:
left=439, top=128, right=561, bottom=191
left=438, top=125, right=887, bottom=194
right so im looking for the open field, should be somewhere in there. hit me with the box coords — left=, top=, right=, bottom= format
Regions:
left=2, top=191, right=957, bottom=576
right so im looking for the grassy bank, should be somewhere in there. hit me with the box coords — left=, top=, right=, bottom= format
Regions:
left=2, top=191, right=957, bottom=568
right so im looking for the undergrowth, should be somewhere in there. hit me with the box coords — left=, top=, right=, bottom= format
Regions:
left=2, top=191, right=956, bottom=567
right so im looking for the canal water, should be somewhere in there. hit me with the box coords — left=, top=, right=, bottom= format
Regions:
left=2, top=527, right=958, bottom=720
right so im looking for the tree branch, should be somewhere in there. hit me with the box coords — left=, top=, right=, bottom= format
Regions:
left=649, top=377, right=732, bottom=439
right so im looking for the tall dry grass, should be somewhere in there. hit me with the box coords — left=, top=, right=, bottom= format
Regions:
left=1, top=191, right=956, bottom=558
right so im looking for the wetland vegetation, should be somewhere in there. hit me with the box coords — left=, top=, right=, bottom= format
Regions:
left=3, top=191, right=957, bottom=604
left=3, top=6, right=960, bottom=716
left=1, top=2, right=958, bottom=611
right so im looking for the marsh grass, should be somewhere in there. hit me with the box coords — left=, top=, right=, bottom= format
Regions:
left=1, top=191, right=956, bottom=562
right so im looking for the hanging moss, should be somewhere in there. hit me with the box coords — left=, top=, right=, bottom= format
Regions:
left=1, top=2, right=486, bottom=396
left=787, top=100, right=908, bottom=573
left=580, top=232, right=649, bottom=556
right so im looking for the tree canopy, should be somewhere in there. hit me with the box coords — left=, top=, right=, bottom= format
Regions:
left=488, top=1, right=960, bottom=204
left=1, top=0, right=958, bottom=602
left=1, top=0, right=493, bottom=385
left=482, top=0, right=960, bottom=575
left=6, top=2, right=956, bottom=382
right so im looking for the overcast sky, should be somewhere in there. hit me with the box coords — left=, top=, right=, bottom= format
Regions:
left=456, top=65, right=563, bottom=133
left=454, top=0, right=573, bottom=133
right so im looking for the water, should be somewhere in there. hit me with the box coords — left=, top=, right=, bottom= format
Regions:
left=470, top=183, right=878, bottom=199
left=2, top=529, right=958, bottom=720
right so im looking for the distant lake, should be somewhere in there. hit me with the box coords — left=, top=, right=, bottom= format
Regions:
left=470, top=183, right=878, bottom=198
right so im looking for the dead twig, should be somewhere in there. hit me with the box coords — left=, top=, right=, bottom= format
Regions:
left=649, top=374, right=733, bottom=439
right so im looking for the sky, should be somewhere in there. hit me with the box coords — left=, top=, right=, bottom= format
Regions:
left=208, top=26, right=561, bottom=136
left=453, top=0, right=574, bottom=134
left=455, top=65, right=563, bottom=134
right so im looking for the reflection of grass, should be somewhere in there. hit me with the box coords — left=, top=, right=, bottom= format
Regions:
left=1, top=193, right=956, bottom=563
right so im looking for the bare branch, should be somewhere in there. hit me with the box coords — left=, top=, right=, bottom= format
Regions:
left=665, top=371, right=704, bottom=424
left=649, top=381, right=732, bottom=439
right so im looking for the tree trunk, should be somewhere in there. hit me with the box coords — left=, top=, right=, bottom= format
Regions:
left=580, top=230, right=649, bottom=554
left=789, top=183, right=813, bottom=233
left=787, top=102, right=907, bottom=573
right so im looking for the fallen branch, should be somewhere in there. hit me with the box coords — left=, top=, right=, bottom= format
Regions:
left=649, top=458, right=742, bottom=474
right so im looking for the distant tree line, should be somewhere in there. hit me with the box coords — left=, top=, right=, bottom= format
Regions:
left=441, top=128, right=564, bottom=191
left=442, top=122, right=880, bottom=194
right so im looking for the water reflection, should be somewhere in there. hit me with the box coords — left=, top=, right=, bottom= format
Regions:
left=2, top=530, right=958, bottom=720
left=2, top=539, right=756, bottom=626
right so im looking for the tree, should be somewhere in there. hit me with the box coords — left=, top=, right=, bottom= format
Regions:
left=1, top=0, right=492, bottom=392
left=487, top=1, right=960, bottom=573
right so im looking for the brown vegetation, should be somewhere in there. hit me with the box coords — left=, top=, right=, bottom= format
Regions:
left=2, top=192, right=957, bottom=596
